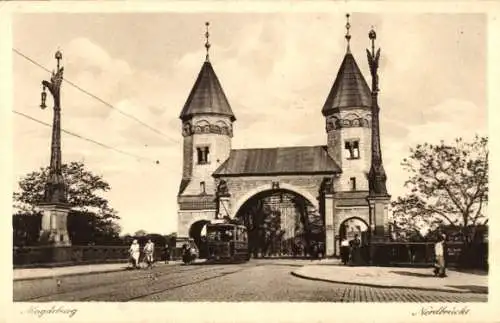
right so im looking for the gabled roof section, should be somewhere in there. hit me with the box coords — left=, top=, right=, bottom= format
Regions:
left=322, top=53, right=372, bottom=116
left=213, top=145, right=341, bottom=176
left=180, top=61, right=236, bottom=122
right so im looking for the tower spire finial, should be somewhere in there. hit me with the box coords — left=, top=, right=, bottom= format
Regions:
left=205, top=21, right=211, bottom=62
left=369, top=25, right=376, bottom=56
left=345, top=13, right=352, bottom=53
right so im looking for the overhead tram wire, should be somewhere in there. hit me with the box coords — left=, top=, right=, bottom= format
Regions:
left=12, top=48, right=181, bottom=146
left=13, top=110, right=179, bottom=173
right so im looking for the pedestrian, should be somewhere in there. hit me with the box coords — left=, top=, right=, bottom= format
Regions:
left=129, top=239, right=140, bottom=269
left=349, top=234, right=362, bottom=266
left=182, top=243, right=194, bottom=264
left=144, top=239, right=155, bottom=269
left=163, top=244, right=171, bottom=264
left=434, top=233, right=447, bottom=278
left=318, top=243, right=324, bottom=259
left=340, top=237, right=350, bottom=265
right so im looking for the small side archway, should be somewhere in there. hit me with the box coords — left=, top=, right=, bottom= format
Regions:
left=339, top=216, right=369, bottom=245
left=188, top=220, right=210, bottom=258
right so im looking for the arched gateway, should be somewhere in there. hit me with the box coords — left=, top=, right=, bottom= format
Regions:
left=176, top=20, right=391, bottom=258
left=234, top=188, right=323, bottom=258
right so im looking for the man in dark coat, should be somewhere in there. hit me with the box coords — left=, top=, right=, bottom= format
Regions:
left=163, top=244, right=171, bottom=264
left=349, top=234, right=362, bottom=266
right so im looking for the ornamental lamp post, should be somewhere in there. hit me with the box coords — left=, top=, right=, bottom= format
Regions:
left=366, top=26, right=391, bottom=265
left=37, top=50, right=72, bottom=247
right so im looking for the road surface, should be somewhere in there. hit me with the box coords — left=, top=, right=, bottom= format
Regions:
left=13, top=259, right=486, bottom=302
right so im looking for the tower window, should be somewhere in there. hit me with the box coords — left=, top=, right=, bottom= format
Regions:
left=197, top=146, right=210, bottom=164
left=200, top=181, right=206, bottom=194
left=345, top=140, right=360, bottom=159
left=350, top=177, right=357, bottom=191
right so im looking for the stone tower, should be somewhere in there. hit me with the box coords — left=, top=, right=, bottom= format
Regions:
left=177, top=22, right=236, bottom=239
left=322, top=16, right=372, bottom=194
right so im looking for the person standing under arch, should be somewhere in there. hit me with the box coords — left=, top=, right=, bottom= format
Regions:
left=349, top=234, right=362, bottom=266
left=340, top=237, right=350, bottom=265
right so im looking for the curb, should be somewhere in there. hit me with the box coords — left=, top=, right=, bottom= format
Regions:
left=14, top=267, right=129, bottom=282
left=290, top=270, right=488, bottom=295
left=13, top=261, right=186, bottom=282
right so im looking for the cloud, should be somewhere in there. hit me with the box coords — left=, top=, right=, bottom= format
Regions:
left=383, top=99, right=486, bottom=201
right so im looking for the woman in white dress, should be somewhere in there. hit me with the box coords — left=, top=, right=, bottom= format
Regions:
left=129, top=239, right=140, bottom=269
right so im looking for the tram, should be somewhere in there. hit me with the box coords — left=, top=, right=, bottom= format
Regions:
left=206, top=223, right=250, bottom=263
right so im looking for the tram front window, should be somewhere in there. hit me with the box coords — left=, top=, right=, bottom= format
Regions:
left=207, top=226, right=233, bottom=242
left=221, top=230, right=233, bottom=242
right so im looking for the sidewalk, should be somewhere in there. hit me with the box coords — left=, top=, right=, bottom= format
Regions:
left=292, top=259, right=488, bottom=294
left=13, top=260, right=187, bottom=281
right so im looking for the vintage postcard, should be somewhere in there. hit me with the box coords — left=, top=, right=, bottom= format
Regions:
left=1, top=1, right=499, bottom=323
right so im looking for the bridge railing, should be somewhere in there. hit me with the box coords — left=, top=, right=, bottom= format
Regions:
left=13, top=242, right=488, bottom=269
left=369, top=241, right=488, bottom=269
left=13, top=245, right=183, bottom=268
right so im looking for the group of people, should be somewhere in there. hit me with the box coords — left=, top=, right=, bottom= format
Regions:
left=340, top=234, right=364, bottom=266
left=128, top=239, right=172, bottom=269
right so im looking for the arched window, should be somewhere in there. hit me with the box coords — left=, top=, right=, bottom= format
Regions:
left=344, top=140, right=360, bottom=159
left=197, top=146, right=210, bottom=164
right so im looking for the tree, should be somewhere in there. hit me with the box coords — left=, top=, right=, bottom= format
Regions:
left=13, top=161, right=121, bottom=245
left=12, top=213, right=41, bottom=246
left=134, top=230, right=147, bottom=237
left=391, top=135, right=488, bottom=243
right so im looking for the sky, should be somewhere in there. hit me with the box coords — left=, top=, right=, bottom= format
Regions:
left=11, top=12, right=487, bottom=235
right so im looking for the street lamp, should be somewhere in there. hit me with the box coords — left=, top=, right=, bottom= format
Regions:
left=38, top=49, right=71, bottom=247
left=40, top=86, right=47, bottom=109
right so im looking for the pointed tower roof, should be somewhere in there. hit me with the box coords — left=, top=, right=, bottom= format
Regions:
left=179, top=22, right=236, bottom=122
left=179, top=61, right=236, bottom=121
left=322, top=15, right=372, bottom=116
left=321, top=53, right=372, bottom=116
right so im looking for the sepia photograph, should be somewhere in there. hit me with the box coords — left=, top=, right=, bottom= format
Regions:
left=7, top=3, right=491, bottom=316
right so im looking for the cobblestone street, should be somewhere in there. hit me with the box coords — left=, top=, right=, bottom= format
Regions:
left=13, top=260, right=487, bottom=302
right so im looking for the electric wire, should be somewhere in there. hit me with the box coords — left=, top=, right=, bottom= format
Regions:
left=12, top=48, right=181, bottom=145
left=13, top=110, right=178, bottom=171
